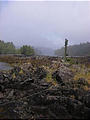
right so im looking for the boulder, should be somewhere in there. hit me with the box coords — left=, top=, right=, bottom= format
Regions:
left=52, top=65, right=74, bottom=84
left=84, top=92, right=90, bottom=108
left=34, top=67, right=47, bottom=79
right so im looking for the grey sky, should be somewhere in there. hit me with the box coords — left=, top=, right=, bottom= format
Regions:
left=0, top=1, right=90, bottom=49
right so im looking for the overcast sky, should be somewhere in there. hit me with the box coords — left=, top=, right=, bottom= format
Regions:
left=0, top=1, right=90, bottom=49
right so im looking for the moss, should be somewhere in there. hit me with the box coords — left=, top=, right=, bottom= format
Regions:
left=12, top=73, right=16, bottom=79
left=67, top=58, right=76, bottom=64
left=19, top=69, right=24, bottom=74
left=74, top=72, right=90, bottom=84
left=69, top=62, right=90, bottom=83
left=83, top=85, right=89, bottom=91
left=70, top=95, right=75, bottom=99
left=46, top=72, right=57, bottom=86
left=46, top=72, right=52, bottom=83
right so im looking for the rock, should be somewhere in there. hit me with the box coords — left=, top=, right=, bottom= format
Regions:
left=73, top=88, right=85, bottom=101
left=0, top=85, right=4, bottom=92
left=0, top=101, right=20, bottom=119
left=10, top=66, right=21, bottom=75
left=46, top=95, right=60, bottom=101
left=3, top=74, right=9, bottom=79
left=39, top=82, right=50, bottom=88
left=19, top=78, right=34, bottom=90
left=7, top=90, right=14, bottom=98
left=31, top=105, right=48, bottom=115
left=52, top=65, right=74, bottom=84
left=0, top=92, right=4, bottom=98
left=83, top=107, right=90, bottom=119
left=52, top=71, right=63, bottom=84
left=66, top=98, right=89, bottom=119
left=34, top=67, right=47, bottom=79
left=49, top=101, right=72, bottom=119
left=20, top=78, right=34, bottom=85
left=77, top=78, right=88, bottom=86
left=84, top=93, right=90, bottom=108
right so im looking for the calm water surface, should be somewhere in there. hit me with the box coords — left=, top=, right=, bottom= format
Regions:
left=0, top=62, right=12, bottom=71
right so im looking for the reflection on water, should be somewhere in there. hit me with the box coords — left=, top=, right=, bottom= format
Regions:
left=0, top=62, right=12, bottom=71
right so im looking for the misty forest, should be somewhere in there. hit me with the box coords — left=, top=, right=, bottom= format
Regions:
left=0, top=1, right=90, bottom=119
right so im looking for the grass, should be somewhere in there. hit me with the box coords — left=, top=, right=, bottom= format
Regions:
left=12, top=73, right=16, bottom=79
left=45, top=71, right=57, bottom=86
left=74, top=72, right=90, bottom=84
left=19, top=69, right=24, bottom=74
left=69, top=63, right=90, bottom=85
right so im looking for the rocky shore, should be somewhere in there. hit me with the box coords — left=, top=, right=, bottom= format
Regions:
left=0, top=56, right=90, bottom=119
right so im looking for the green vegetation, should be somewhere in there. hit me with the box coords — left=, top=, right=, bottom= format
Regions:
left=55, top=42, right=90, bottom=56
left=0, top=40, right=35, bottom=56
left=69, top=63, right=90, bottom=86
left=20, top=45, right=35, bottom=56
left=46, top=72, right=57, bottom=86
left=0, top=40, right=16, bottom=54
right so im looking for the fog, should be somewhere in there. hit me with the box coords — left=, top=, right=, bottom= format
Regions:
left=0, top=1, right=90, bottom=50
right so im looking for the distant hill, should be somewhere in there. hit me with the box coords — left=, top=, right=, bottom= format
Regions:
left=34, top=47, right=55, bottom=56
left=55, top=42, right=90, bottom=56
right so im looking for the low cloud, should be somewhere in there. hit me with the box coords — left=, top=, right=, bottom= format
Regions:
left=0, top=1, right=90, bottom=49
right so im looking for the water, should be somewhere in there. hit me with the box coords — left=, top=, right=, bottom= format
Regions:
left=0, top=62, right=12, bottom=71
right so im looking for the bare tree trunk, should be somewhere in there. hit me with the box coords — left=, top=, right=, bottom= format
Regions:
left=64, top=39, right=68, bottom=61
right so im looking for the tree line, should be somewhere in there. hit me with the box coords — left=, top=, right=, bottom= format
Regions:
left=0, top=40, right=35, bottom=56
left=55, top=42, right=90, bottom=56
